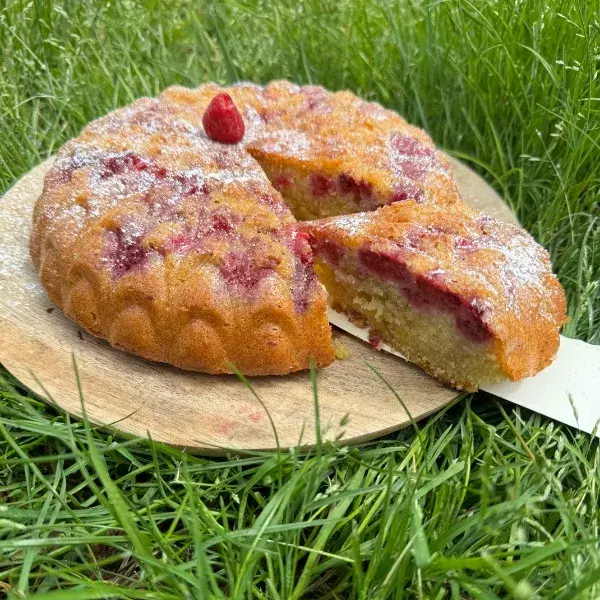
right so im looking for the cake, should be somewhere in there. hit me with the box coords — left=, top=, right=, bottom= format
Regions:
left=303, top=201, right=567, bottom=390
left=30, top=80, right=566, bottom=383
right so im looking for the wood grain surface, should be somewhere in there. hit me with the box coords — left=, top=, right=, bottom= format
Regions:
left=0, top=156, right=518, bottom=454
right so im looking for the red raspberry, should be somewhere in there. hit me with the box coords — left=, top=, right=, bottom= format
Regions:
left=368, top=333, right=382, bottom=350
left=294, top=230, right=314, bottom=265
left=202, top=93, right=245, bottom=144
left=310, top=173, right=335, bottom=197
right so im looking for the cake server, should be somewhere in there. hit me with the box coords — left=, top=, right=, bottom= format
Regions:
left=328, top=308, right=600, bottom=437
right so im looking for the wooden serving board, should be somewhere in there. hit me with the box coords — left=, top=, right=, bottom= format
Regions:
left=0, top=157, right=518, bottom=454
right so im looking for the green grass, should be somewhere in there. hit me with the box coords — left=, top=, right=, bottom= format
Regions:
left=1, top=0, right=599, bottom=597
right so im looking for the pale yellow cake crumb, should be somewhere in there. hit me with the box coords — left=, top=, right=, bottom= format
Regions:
left=333, top=338, right=351, bottom=360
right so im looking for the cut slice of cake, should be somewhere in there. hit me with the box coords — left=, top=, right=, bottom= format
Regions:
left=302, top=201, right=567, bottom=390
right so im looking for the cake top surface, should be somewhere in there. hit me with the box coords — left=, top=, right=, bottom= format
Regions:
left=161, top=80, right=460, bottom=206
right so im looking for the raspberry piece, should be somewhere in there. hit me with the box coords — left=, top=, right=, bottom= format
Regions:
left=390, top=133, right=441, bottom=180
left=100, top=153, right=151, bottom=179
left=358, top=247, right=492, bottom=343
left=310, top=173, right=336, bottom=197
left=202, top=93, right=245, bottom=144
left=211, top=213, right=233, bottom=233
left=153, top=166, right=168, bottom=179
left=310, top=237, right=343, bottom=265
left=105, top=229, right=147, bottom=276
left=291, top=230, right=317, bottom=312
left=391, top=183, right=422, bottom=203
left=174, top=173, right=210, bottom=196
left=167, top=233, right=193, bottom=253
left=368, top=333, right=382, bottom=350
left=220, top=252, right=273, bottom=291
left=55, top=163, right=75, bottom=184
left=338, top=174, right=373, bottom=200
left=454, top=237, right=478, bottom=251
left=293, top=230, right=313, bottom=266
left=273, top=173, right=293, bottom=190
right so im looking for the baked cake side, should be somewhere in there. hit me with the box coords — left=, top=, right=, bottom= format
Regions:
left=302, top=202, right=567, bottom=390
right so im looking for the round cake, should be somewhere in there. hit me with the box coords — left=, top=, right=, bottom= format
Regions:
left=30, top=81, right=566, bottom=384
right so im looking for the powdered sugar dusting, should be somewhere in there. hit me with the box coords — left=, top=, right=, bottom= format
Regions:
left=31, top=88, right=332, bottom=319
left=259, top=129, right=313, bottom=160
left=388, top=133, right=452, bottom=202
left=470, top=216, right=551, bottom=315
left=240, top=105, right=265, bottom=144
left=319, top=212, right=372, bottom=237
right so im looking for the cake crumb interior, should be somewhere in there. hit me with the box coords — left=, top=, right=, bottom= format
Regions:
left=314, top=259, right=505, bottom=391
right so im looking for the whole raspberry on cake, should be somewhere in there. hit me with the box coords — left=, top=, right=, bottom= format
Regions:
left=302, top=201, right=567, bottom=390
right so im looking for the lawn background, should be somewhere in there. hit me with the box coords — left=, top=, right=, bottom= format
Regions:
left=1, top=0, right=599, bottom=597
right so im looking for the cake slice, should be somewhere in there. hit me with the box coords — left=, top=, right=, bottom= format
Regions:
left=302, top=201, right=567, bottom=390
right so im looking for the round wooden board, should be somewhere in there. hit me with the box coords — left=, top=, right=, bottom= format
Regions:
left=0, top=156, right=518, bottom=454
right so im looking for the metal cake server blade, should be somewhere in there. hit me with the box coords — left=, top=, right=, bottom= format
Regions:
left=328, top=308, right=600, bottom=437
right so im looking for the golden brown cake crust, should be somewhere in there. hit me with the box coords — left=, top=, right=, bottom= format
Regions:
left=302, top=201, right=568, bottom=381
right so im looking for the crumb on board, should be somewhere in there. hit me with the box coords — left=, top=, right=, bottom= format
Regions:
left=333, top=338, right=351, bottom=359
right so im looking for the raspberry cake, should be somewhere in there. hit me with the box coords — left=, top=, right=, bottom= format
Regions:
left=30, top=80, right=566, bottom=383
left=303, top=202, right=567, bottom=390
